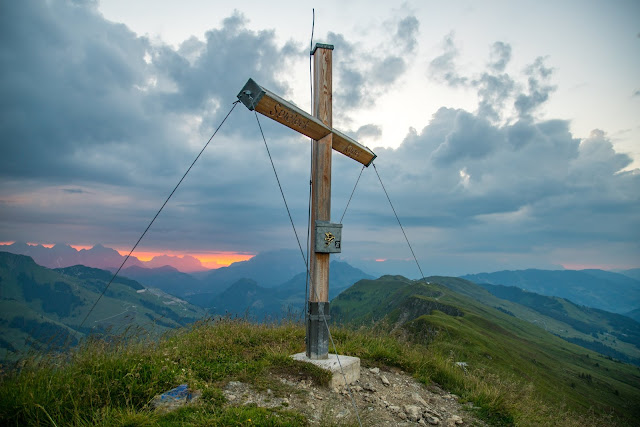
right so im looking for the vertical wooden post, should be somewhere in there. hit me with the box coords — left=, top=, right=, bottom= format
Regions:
left=307, top=43, right=334, bottom=359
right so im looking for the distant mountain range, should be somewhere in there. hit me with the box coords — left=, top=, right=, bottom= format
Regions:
left=3, top=239, right=640, bottom=360
left=197, top=249, right=306, bottom=289
left=0, top=242, right=209, bottom=272
left=205, top=260, right=374, bottom=320
left=460, top=269, right=640, bottom=314
left=0, top=249, right=372, bottom=359
left=0, top=251, right=206, bottom=361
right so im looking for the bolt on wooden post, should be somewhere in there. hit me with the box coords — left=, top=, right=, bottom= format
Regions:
left=237, top=43, right=376, bottom=360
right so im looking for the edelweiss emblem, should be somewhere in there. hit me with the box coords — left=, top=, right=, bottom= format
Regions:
left=324, top=232, right=335, bottom=246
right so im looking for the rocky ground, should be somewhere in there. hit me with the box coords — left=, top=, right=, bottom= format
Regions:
left=222, top=364, right=485, bottom=426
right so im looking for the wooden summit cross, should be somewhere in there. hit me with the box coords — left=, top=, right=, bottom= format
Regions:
left=237, top=43, right=376, bottom=360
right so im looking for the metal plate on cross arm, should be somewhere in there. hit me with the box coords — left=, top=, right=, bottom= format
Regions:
left=315, top=221, right=342, bottom=253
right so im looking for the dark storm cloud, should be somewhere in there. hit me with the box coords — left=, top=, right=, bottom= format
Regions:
left=0, top=0, right=313, bottom=251
left=350, top=31, right=638, bottom=266
left=346, top=109, right=639, bottom=264
left=1, top=2, right=638, bottom=273
left=150, top=12, right=295, bottom=120
left=0, top=2, right=296, bottom=185
left=0, top=0, right=155, bottom=181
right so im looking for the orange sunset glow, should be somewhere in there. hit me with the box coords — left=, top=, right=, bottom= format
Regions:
left=0, top=241, right=254, bottom=270
left=29, top=242, right=54, bottom=248
left=192, top=253, right=254, bottom=268
left=70, top=244, right=93, bottom=251
left=114, top=249, right=254, bottom=269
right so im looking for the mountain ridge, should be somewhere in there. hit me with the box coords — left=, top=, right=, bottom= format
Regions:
left=461, top=268, right=640, bottom=314
left=0, top=251, right=205, bottom=360
left=0, top=242, right=209, bottom=273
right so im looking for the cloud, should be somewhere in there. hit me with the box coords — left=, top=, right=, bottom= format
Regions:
left=0, top=2, right=297, bottom=187
left=0, top=2, right=637, bottom=275
left=470, top=42, right=516, bottom=121
left=474, top=73, right=516, bottom=121
left=395, top=16, right=419, bottom=53
left=429, top=38, right=558, bottom=123
left=62, top=188, right=87, bottom=194
left=488, top=41, right=512, bottom=72
left=428, top=32, right=468, bottom=87
left=355, top=124, right=383, bottom=140
left=0, top=0, right=312, bottom=251
left=327, top=14, right=418, bottom=112
left=355, top=112, right=639, bottom=263
left=371, top=56, right=406, bottom=85
left=514, top=56, right=556, bottom=119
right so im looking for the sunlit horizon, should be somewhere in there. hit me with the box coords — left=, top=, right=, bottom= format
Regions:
left=0, top=241, right=254, bottom=270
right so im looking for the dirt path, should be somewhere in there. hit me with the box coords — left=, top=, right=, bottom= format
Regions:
left=223, top=364, right=484, bottom=426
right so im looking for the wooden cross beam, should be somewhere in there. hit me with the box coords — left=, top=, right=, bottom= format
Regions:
left=236, top=79, right=376, bottom=166
left=237, top=43, right=375, bottom=359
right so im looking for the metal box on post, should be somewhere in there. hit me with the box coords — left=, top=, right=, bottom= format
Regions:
left=314, top=221, right=342, bottom=253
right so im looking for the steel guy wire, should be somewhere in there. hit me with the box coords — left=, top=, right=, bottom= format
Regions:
left=77, top=100, right=241, bottom=331
left=339, top=164, right=365, bottom=224
left=372, top=162, right=426, bottom=280
left=305, top=7, right=316, bottom=321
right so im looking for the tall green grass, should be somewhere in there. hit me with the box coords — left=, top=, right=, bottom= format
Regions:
left=0, top=318, right=629, bottom=425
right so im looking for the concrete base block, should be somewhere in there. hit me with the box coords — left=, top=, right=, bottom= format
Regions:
left=291, top=352, right=360, bottom=388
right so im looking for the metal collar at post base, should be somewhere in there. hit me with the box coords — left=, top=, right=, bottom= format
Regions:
left=306, top=301, right=330, bottom=359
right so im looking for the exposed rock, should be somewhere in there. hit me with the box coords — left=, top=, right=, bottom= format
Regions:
left=150, top=384, right=201, bottom=413
left=218, top=365, right=483, bottom=426
left=427, top=415, right=440, bottom=425
left=449, top=414, right=464, bottom=425
left=381, top=375, right=391, bottom=386
left=412, top=392, right=427, bottom=406
left=404, top=404, right=422, bottom=421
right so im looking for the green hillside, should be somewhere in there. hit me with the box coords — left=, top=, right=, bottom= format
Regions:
left=0, top=252, right=206, bottom=361
left=422, top=276, right=640, bottom=366
left=477, top=282, right=640, bottom=365
left=461, top=269, right=640, bottom=314
left=332, top=276, right=640, bottom=424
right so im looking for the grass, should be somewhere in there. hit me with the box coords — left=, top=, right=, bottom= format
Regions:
left=0, top=317, right=636, bottom=426
left=332, top=277, right=640, bottom=426
left=0, top=318, right=311, bottom=426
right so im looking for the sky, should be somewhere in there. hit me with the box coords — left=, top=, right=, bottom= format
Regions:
left=0, top=0, right=638, bottom=277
